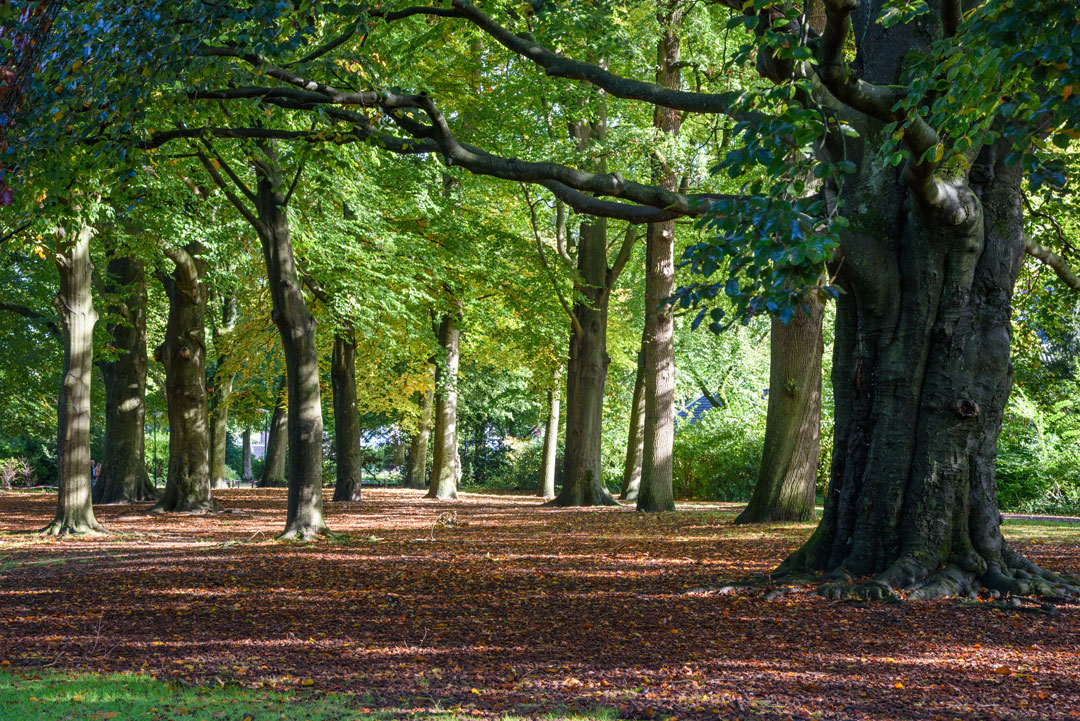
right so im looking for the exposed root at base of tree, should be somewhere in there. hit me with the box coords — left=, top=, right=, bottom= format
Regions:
left=800, top=550, right=1080, bottom=603
left=276, top=524, right=331, bottom=542
left=38, top=519, right=108, bottom=537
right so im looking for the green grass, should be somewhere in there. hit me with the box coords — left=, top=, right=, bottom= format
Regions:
left=0, top=671, right=620, bottom=721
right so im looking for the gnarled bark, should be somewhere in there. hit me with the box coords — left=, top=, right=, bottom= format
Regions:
left=331, top=327, right=363, bottom=502
left=427, top=312, right=461, bottom=500
left=94, top=251, right=156, bottom=504
left=43, top=223, right=105, bottom=536
left=737, top=298, right=823, bottom=524
left=153, top=243, right=216, bottom=514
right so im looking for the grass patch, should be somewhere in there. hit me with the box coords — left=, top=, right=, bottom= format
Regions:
left=0, top=671, right=620, bottom=721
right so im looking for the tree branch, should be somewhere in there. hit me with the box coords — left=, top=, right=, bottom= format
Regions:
left=0, top=301, right=61, bottom=339
left=606, top=223, right=639, bottom=290
left=1026, top=235, right=1080, bottom=292
left=523, top=186, right=583, bottom=336
left=195, top=151, right=263, bottom=232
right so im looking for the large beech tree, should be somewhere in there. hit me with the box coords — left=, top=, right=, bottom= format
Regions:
left=153, top=242, right=216, bottom=514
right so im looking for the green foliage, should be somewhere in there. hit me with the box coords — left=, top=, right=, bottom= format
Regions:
left=997, top=386, right=1080, bottom=514
left=672, top=391, right=764, bottom=502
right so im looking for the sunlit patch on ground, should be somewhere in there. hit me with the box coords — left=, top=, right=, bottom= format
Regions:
left=1, top=488, right=1078, bottom=720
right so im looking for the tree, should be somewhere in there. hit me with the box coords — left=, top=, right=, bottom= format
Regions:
left=330, top=326, right=364, bottom=502
left=404, top=366, right=434, bottom=490
left=208, top=294, right=238, bottom=491
left=153, top=242, right=215, bottom=514
left=427, top=311, right=462, bottom=500
left=94, top=245, right=156, bottom=503
left=736, top=299, right=823, bottom=524
left=259, top=375, right=288, bottom=488
left=42, top=221, right=104, bottom=535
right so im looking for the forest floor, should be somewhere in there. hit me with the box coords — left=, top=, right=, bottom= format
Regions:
left=1, top=488, right=1079, bottom=721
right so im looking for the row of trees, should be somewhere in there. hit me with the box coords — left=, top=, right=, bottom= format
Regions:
left=2, top=0, right=1079, bottom=599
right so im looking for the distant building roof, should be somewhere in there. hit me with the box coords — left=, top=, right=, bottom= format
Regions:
left=676, top=394, right=722, bottom=428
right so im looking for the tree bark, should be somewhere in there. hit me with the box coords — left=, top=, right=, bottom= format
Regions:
left=241, top=427, right=254, bottom=484
left=43, top=223, right=104, bottom=535
left=780, top=133, right=1077, bottom=598
left=209, top=294, right=237, bottom=490
left=537, top=371, right=561, bottom=499
left=153, top=243, right=216, bottom=514
left=259, top=375, right=288, bottom=487
left=254, top=153, right=328, bottom=539
left=94, top=251, right=156, bottom=504
left=636, top=2, right=682, bottom=513
left=620, top=349, right=646, bottom=501
left=331, top=327, right=364, bottom=502
left=737, top=298, right=823, bottom=524
left=404, top=364, right=434, bottom=489
left=551, top=214, right=619, bottom=507
left=427, top=313, right=461, bottom=500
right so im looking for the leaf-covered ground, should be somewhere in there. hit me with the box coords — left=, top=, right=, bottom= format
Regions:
left=1, top=488, right=1079, bottom=720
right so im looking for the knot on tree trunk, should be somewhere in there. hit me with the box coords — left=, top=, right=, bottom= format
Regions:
left=955, top=398, right=980, bottom=419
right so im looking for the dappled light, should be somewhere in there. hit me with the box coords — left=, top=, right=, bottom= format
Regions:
left=3, top=488, right=1080, bottom=720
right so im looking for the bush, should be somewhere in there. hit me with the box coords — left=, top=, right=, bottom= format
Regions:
left=0, top=457, right=34, bottom=488
left=996, top=386, right=1080, bottom=514
left=0, top=436, right=55, bottom=486
left=672, top=403, right=764, bottom=502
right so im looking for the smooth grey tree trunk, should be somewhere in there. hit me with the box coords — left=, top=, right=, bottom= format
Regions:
left=153, top=243, right=216, bottom=513
left=636, top=3, right=682, bottom=513
left=404, top=364, right=434, bottom=489
left=427, top=313, right=461, bottom=500
left=259, top=375, right=288, bottom=487
left=620, top=350, right=645, bottom=501
left=537, top=373, right=561, bottom=499
left=331, top=327, right=364, bottom=502
left=43, top=223, right=104, bottom=535
left=209, top=295, right=237, bottom=490
left=94, top=251, right=156, bottom=504
left=552, top=214, right=619, bottom=507
left=737, top=299, right=824, bottom=524
left=253, top=154, right=327, bottom=539
left=241, top=427, right=254, bottom=484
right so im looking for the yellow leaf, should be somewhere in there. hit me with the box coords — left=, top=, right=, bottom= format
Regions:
left=72, top=60, right=83, bottom=72
left=933, top=144, right=944, bottom=163
left=893, top=682, right=904, bottom=689
left=301, top=679, right=314, bottom=686
left=71, top=694, right=84, bottom=702
left=470, top=687, right=481, bottom=695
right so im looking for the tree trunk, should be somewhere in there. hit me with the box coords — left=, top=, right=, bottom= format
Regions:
left=636, top=3, right=682, bottom=513
left=259, top=375, right=288, bottom=488
left=551, top=215, right=618, bottom=507
left=209, top=295, right=237, bottom=490
left=43, top=223, right=104, bottom=535
left=94, top=252, right=156, bottom=504
left=620, top=350, right=646, bottom=501
left=153, top=243, right=216, bottom=514
left=331, top=327, right=364, bottom=502
left=427, top=313, right=461, bottom=500
left=780, top=132, right=1077, bottom=599
left=404, top=365, right=434, bottom=489
left=537, top=374, right=561, bottom=499
left=241, top=427, right=254, bottom=484
left=254, top=156, right=328, bottom=539
left=737, top=299, right=823, bottom=524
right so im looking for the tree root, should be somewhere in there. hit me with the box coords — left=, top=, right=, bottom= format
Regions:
left=812, top=553, right=1080, bottom=603
left=39, top=518, right=108, bottom=537
left=277, top=524, right=331, bottom=542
